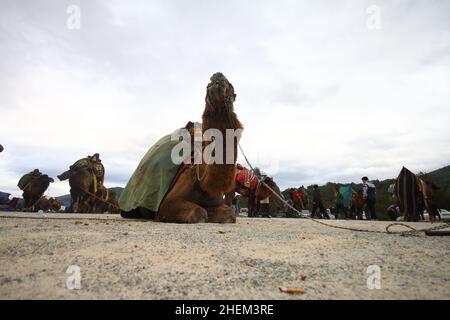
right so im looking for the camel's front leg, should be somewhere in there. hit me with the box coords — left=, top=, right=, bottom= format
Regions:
left=207, top=204, right=236, bottom=224
left=158, top=199, right=208, bottom=224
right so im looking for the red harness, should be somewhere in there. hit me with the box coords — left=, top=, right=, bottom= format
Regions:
left=235, top=165, right=259, bottom=193
left=293, top=191, right=304, bottom=200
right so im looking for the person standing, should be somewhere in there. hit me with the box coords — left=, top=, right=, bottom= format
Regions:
left=428, top=201, right=441, bottom=222
left=334, top=187, right=347, bottom=219
left=362, top=177, right=377, bottom=220
left=312, top=185, right=329, bottom=219
left=259, top=197, right=271, bottom=218
left=231, top=195, right=239, bottom=216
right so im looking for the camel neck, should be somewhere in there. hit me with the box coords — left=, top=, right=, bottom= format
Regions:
left=196, top=103, right=243, bottom=197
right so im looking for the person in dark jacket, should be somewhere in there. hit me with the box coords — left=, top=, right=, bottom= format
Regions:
left=333, top=187, right=347, bottom=219
left=312, top=185, right=329, bottom=219
left=231, top=195, right=239, bottom=215
left=362, top=176, right=377, bottom=220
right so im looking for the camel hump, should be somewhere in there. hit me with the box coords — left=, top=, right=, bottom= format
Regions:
left=18, top=174, right=35, bottom=190
left=72, top=158, right=104, bottom=177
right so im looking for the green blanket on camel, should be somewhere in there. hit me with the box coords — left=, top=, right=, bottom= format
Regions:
left=118, top=128, right=190, bottom=212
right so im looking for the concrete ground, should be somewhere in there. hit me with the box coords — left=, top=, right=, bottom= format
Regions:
left=0, top=212, right=449, bottom=300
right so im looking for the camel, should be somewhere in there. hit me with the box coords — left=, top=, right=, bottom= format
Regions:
left=350, top=190, right=365, bottom=220
left=155, top=73, right=243, bottom=223
left=58, top=157, right=106, bottom=213
left=119, top=73, right=243, bottom=223
left=224, top=167, right=280, bottom=217
left=22, top=175, right=54, bottom=211
left=35, top=197, right=62, bottom=212
left=67, top=166, right=95, bottom=213
left=88, top=185, right=110, bottom=213
left=285, top=187, right=308, bottom=217
left=423, top=181, right=440, bottom=222
left=393, top=168, right=440, bottom=222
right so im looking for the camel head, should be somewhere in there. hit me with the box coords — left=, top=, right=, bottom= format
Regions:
left=42, top=175, right=55, bottom=184
left=262, top=176, right=277, bottom=190
left=205, top=72, right=236, bottom=110
left=259, top=176, right=280, bottom=201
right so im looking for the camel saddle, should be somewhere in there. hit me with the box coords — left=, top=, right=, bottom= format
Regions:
left=118, top=127, right=192, bottom=213
left=17, top=172, right=41, bottom=190
left=72, top=158, right=105, bottom=180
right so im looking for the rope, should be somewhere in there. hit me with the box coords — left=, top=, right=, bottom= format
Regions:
left=76, top=185, right=121, bottom=212
left=238, top=142, right=450, bottom=236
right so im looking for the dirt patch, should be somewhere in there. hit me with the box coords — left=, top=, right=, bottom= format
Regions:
left=0, top=214, right=449, bottom=299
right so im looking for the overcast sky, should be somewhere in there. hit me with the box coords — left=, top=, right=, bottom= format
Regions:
left=1, top=0, right=450, bottom=197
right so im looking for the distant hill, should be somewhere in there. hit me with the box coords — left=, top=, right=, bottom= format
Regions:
left=107, top=187, right=124, bottom=201
left=421, top=165, right=450, bottom=187
left=420, top=165, right=450, bottom=210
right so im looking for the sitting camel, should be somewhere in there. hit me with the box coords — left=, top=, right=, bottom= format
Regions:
left=120, top=72, right=243, bottom=223
left=35, top=197, right=62, bottom=212
left=21, top=175, right=54, bottom=211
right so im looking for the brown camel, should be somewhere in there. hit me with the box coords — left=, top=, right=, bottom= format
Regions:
left=34, top=197, right=51, bottom=211
left=88, top=185, right=110, bottom=213
left=22, top=175, right=54, bottom=211
left=224, top=168, right=280, bottom=217
left=285, top=187, right=308, bottom=216
left=35, top=197, right=62, bottom=212
left=67, top=166, right=95, bottom=213
left=156, top=73, right=243, bottom=223
left=350, top=190, right=365, bottom=220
